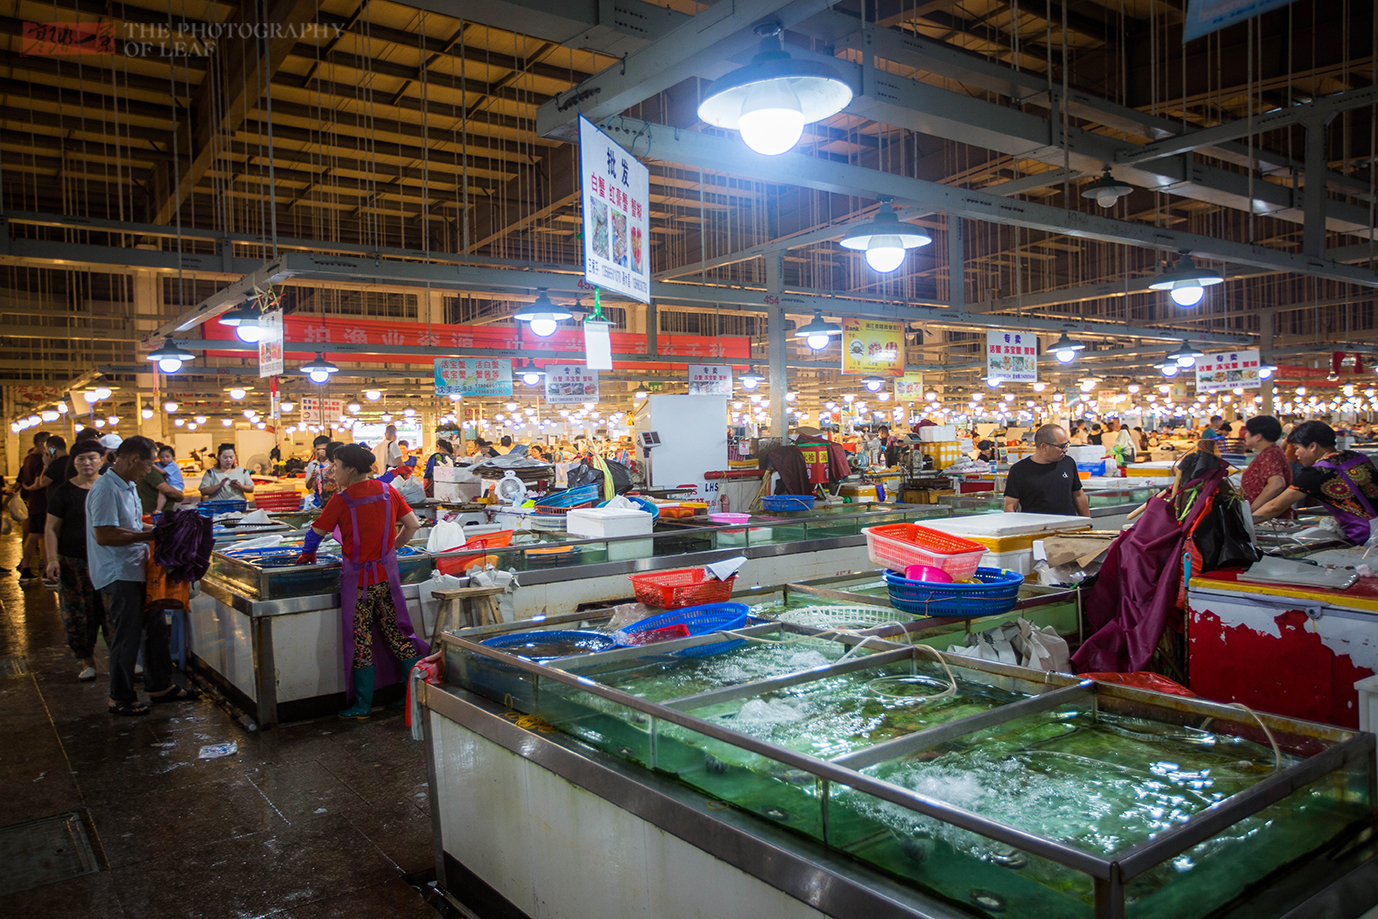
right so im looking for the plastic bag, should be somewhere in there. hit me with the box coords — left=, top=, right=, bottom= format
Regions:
left=426, top=519, right=467, bottom=554
left=1191, top=484, right=1259, bottom=572
left=948, top=628, right=1018, bottom=665
left=1012, top=619, right=1071, bottom=672
left=566, top=459, right=633, bottom=495
left=469, top=567, right=518, bottom=623
left=8, top=494, right=27, bottom=523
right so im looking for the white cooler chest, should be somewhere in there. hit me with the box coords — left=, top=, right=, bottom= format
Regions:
left=566, top=507, right=655, bottom=561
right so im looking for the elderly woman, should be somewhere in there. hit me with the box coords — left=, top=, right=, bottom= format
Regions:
left=1240, top=415, right=1292, bottom=512
left=43, top=438, right=110, bottom=681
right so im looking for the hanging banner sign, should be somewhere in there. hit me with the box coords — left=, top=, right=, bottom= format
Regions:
left=840, top=319, right=904, bottom=375
left=258, top=309, right=284, bottom=378
left=544, top=365, right=599, bottom=404
left=583, top=320, right=614, bottom=371
left=687, top=364, right=733, bottom=396
left=434, top=358, right=514, bottom=397
left=1194, top=349, right=1262, bottom=393
left=894, top=372, right=926, bottom=402
left=299, top=396, right=343, bottom=425
left=987, top=331, right=1039, bottom=383
left=579, top=116, right=650, bottom=303
left=1182, top=0, right=1295, bottom=42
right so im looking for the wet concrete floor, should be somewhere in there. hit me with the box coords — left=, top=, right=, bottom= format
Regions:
left=0, top=534, right=449, bottom=918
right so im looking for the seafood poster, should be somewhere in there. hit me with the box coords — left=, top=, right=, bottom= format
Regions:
left=894, top=372, right=925, bottom=401
left=840, top=318, right=904, bottom=376
left=299, top=396, right=343, bottom=424
left=579, top=116, right=650, bottom=304
left=544, top=364, right=600, bottom=405
left=1194, top=349, right=1261, bottom=393
left=687, top=364, right=733, bottom=396
left=258, top=308, right=284, bottom=377
left=986, top=330, right=1038, bottom=384
left=434, top=358, right=514, bottom=397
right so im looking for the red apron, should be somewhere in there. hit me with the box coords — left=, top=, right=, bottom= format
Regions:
left=338, top=485, right=429, bottom=694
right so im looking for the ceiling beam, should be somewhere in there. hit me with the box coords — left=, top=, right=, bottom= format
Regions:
left=390, top=0, right=692, bottom=57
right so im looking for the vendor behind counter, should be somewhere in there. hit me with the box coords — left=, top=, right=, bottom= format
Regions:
left=1002, top=424, right=1091, bottom=518
left=1253, top=419, right=1378, bottom=544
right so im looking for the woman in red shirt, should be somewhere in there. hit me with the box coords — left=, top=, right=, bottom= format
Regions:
left=296, top=444, right=428, bottom=719
left=1240, top=415, right=1292, bottom=512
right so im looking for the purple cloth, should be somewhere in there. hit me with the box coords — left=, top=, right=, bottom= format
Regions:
left=151, top=509, right=214, bottom=582
left=1071, top=469, right=1223, bottom=674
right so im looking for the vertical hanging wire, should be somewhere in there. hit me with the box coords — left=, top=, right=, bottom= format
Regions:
left=261, top=0, right=278, bottom=257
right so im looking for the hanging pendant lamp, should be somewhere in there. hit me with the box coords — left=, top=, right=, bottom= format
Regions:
left=1149, top=253, right=1224, bottom=306
left=839, top=200, right=933, bottom=272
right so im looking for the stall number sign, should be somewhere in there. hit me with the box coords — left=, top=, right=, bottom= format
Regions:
left=299, top=396, right=343, bottom=424
left=545, top=364, right=600, bottom=404
left=434, top=358, right=513, bottom=397
left=1195, top=349, right=1261, bottom=393
left=688, top=364, right=732, bottom=396
left=579, top=116, right=650, bottom=303
left=987, top=331, right=1038, bottom=383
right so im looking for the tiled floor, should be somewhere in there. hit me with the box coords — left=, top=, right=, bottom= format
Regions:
left=0, top=534, right=447, bottom=918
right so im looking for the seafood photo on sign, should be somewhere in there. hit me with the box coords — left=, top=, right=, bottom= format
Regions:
left=612, top=211, right=628, bottom=267
left=631, top=225, right=643, bottom=273
left=591, top=199, right=610, bottom=259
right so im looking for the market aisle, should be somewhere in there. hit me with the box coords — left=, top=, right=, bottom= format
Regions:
left=0, top=534, right=446, bottom=919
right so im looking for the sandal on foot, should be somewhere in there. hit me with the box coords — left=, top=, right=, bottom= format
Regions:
left=148, top=685, right=200, bottom=704
left=109, top=700, right=149, bottom=717
left=77, top=666, right=96, bottom=681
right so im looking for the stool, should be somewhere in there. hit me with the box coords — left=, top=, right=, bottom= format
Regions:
left=429, top=586, right=505, bottom=646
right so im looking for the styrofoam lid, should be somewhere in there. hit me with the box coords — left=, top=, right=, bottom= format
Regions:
left=566, top=508, right=652, bottom=520
left=924, top=513, right=1091, bottom=537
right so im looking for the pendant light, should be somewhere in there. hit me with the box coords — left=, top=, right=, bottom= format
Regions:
left=147, top=339, right=195, bottom=374
left=1080, top=166, right=1133, bottom=208
left=1258, top=362, right=1278, bottom=380
left=223, top=379, right=254, bottom=400
left=363, top=382, right=385, bottom=401
left=1156, top=356, right=1180, bottom=378
left=696, top=21, right=852, bottom=157
left=633, top=383, right=649, bottom=400
left=860, top=374, right=886, bottom=392
left=1149, top=253, right=1224, bottom=306
left=219, top=302, right=263, bottom=342
left=793, top=310, right=842, bottom=351
left=513, top=290, right=572, bottom=337
left=1168, top=342, right=1204, bottom=367
left=739, top=365, right=766, bottom=390
left=1048, top=332, right=1085, bottom=364
left=518, top=360, right=546, bottom=386
left=839, top=200, right=932, bottom=272
left=300, top=353, right=339, bottom=384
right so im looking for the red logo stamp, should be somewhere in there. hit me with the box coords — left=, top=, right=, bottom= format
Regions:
left=22, top=21, right=115, bottom=55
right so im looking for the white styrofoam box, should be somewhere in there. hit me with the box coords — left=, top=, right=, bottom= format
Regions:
left=926, top=513, right=1092, bottom=538
left=918, top=424, right=957, bottom=442
left=434, top=480, right=482, bottom=502
left=1357, top=675, right=1378, bottom=733
left=980, top=548, right=1033, bottom=575
left=566, top=507, right=654, bottom=539
left=1067, top=444, right=1106, bottom=463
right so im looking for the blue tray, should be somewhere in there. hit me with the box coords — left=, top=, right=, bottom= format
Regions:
left=618, top=602, right=749, bottom=658
left=762, top=494, right=816, bottom=512
left=884, top=567, right=1023, bottom=618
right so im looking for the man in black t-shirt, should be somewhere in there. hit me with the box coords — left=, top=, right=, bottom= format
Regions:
left=1003, top=424, right=1090, bottom=517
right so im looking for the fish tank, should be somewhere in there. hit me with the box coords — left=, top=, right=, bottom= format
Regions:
left=205, top=540, right=434, bottom=599
left=442, top=615, right=1377, bottom=919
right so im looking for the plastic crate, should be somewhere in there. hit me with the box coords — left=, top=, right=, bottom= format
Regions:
left=762, top=494, right=816, bottom=512
left=1076, top=460, right=1107, bottom=477
left=253, top=492, right=302, bottom=512
left=628, top=568, right=737, bottom=609
left=863, top=523, right=985, bottom=578
left=883, top=567, right=1024, bottom=618
left=617, top=602, right=750, bottom=658
left=435, top=530, right=514, bottom=575
left=195, top=499, right=247, bottom=518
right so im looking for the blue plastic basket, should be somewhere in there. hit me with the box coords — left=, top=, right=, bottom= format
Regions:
left=617, top=602, right=750, bottom=658
left=480, top=629, right=620, bottom=661
left=536, top=484, right=601, bottom=509
left=1075, top=460, right=1107, bottom=477
left=598, top=495, right=660, bottom=521
left=196, top=499, right=247, bottom=518
left=883, top=567, right=1024, bottom=618
left=762, top=494, right=816, bottom=512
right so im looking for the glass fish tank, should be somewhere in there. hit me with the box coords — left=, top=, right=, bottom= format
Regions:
left=443, top=613, right=1377, bottom=919
left=206, top=541, right=433, bottom=599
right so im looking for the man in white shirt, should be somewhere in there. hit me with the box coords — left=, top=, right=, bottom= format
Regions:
left=373, top=424, right=402, bottom=473
left=87, top=436, right=197, bottom=715
left=199, top=443, right=255, bottom=502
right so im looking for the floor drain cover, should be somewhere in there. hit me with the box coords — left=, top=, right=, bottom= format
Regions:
left=0, top=657, right=29, bottom=677
left=0, top=812, right=100, bottom=896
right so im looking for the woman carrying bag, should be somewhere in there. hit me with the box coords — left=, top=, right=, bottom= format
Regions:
left=294, top=444, right=428, bottom=719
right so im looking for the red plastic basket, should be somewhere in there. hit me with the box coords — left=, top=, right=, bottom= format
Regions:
left=253, top=492, right=301, bottom=512
left=628, top=568, right=737, bottom=609
left=863, top=523, right=985, bottom=579
left=435, top=530, right=514, bottom=575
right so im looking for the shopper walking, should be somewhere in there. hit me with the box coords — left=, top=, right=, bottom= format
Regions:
left=44, top=439, right=110, bottom=681
left=198, top=443, right=255, bottom=501
left=88, top=436, right=198, bottom=715
left=16, top=430, right=51, bottom=582
left=304, top=435, right=333, bottom=507
left=294, top=444, right=427, bottom=720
